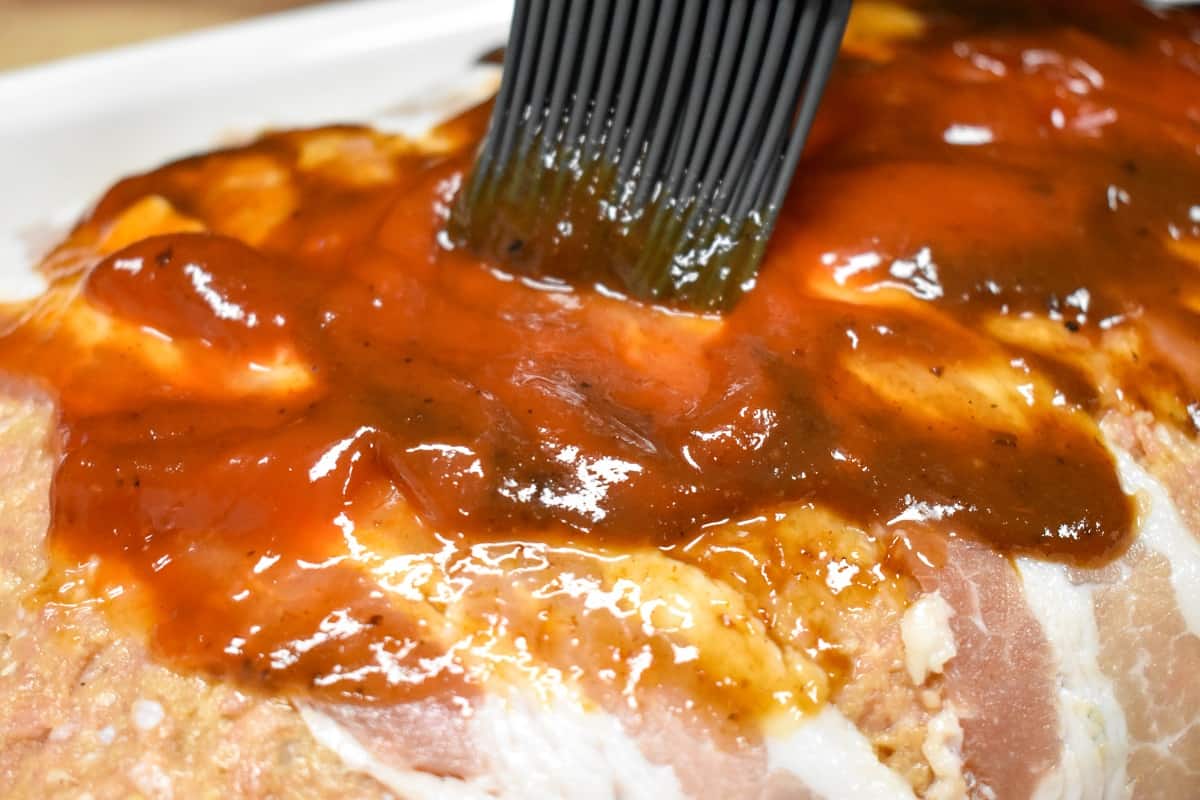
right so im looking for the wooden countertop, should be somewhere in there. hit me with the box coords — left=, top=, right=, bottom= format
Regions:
left=0, top=0, right=331, bottom=71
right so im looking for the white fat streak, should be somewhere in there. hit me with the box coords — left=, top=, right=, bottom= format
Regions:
left=473, top=694, right=684, bottom=799
left=304, top=693, right=918, bottom=800
left=1017, top=558, right=1130, bottom=800
left=299, top=695, right=684, bottom=800
left=922, top=706, right=967, bottom=800
left=767, top=707, right=917, bottom=800
left=901, top=591, right=957, bottom=685
left=298, top=703, right=484, bottom=800
left=1111, top=445, right=1200, bottom=636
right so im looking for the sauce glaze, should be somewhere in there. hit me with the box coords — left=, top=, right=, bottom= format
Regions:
left=2, top=0, right=1199, bottom=722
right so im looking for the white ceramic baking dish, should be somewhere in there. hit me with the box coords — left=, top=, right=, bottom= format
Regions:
left=0, top=0, right=512, bottom=298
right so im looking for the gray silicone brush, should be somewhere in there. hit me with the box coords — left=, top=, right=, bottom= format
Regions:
left=450, top=0, right=851, bottom=311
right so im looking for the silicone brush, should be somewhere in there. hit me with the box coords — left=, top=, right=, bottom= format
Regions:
left=450, top=0, right=851, bottom=311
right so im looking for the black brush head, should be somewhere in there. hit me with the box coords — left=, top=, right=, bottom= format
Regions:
left=449, top=0, right=852, bottom=312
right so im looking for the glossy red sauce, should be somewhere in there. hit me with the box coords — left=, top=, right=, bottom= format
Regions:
left=1, top=0, right=1198, bottom=713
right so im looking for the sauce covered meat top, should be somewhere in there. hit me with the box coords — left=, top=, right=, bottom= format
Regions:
left=2, top=0, right=1198, bottom=720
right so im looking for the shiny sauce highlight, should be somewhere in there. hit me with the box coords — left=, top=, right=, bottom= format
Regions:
left=3, top=0, right=1199, bottom=721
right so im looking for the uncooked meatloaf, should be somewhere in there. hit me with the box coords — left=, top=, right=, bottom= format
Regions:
left=1, top=1, right=1198, bottom=798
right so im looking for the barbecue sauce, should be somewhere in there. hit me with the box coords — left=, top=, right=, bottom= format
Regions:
left=1, top=0, right=1198, bottom=720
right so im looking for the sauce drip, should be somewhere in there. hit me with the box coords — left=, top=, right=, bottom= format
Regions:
left=2, top=0, right=1198, bottom=718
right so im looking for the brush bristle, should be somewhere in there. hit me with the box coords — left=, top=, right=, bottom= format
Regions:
left=449, top=0, right=851, bottom=312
